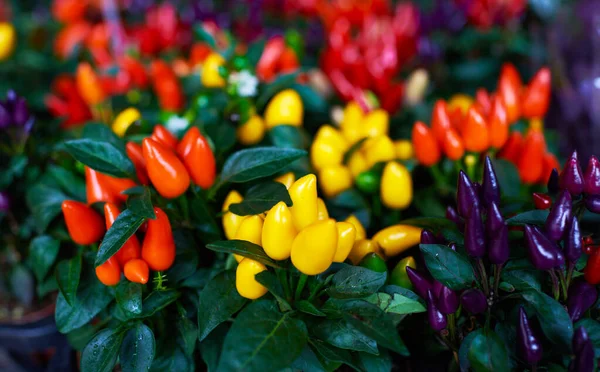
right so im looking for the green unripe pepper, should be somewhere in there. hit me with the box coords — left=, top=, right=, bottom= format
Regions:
left=390, top=256, right=416, bottom=289
left=359, top=252, right=387, bottom=273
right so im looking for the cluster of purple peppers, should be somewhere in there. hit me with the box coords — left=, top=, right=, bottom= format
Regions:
left=0, top=90, right=32, bottom=132
left=556, top=151, right=600, bottom=214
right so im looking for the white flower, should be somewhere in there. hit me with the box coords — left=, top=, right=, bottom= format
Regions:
left=166, top=115, right=189, bottom=135
left=229, top=70, right=259, bottom=97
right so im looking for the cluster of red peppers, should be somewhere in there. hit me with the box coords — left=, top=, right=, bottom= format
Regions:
left=455, top=0, right=526, bottom=29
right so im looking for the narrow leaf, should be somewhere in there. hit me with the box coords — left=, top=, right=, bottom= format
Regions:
left=228, top=181, right=292, bottom=216
left=95, top=209, right=145, bottom=266
left=65, top=139, right=135, bottom=178
left=55, top=255, right=81, bottom=306
left=206, top=240, right=284, bottom=268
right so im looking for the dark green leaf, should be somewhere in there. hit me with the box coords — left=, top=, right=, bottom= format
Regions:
left=137, top=290, right=180, bottom=318
left=81, top=328, right=125, bottom=372
left=358, top=349, right=392, bottom=372
left=127, top=186, right=156, bottom=219
left=229, top=181, right=292, bottom=216
left=458, top=330, right=479, bottom=372
left=122, top=185, right=146, bottom=195
left=190, top=194, right=221, bottom=241
left=268, top=125, right=309, bottom=149
left=197, top=270, right=247, bottom=342
left=327, top=265, right=387, bottom=299
left=26, top=183, right=68, bottom=233
left=296, top=300, right=326, bottom=317
left=342, top=138, right=368, bottom=164
left=56, top=255, right=81, bottom=306
left=400, top=217, right=464, bottom=245
left=193, top=25, right=217, bottom=49
left=95, top=209, right=145, bottom=266
left=28, top=235, right=60, bottom=281
left=521, top=290, right=573, bottom=348
left=292, top=84, right=328, bottom=113
left=291, top=345, right=325, bottom=372
left=206, top=240, right=284, bottom=268
left=309, top=339, right=362, bottom=371
left=382, top=285, right=426, bottom=306
left=178, top=317, right=198, bottom=356
left=37, top=275, right=59, bottom=298
left=150, top=343, right=194, bottom=372
left=83, top=122, right=126, bottom=152
left=204, top=121, right=236, bottom=157
left=365, top=292, right=426, bottom=314
left=0, top=155, right=27, bottom=189
left=200, top=323, right=229, bottom=372
left=217, top=300, right=308, bottom=371
left=66, top=324, right=99, bottom=351
left=420, top=244, right=476, bottom=290
left=490, top=159, right=520, bottom=199
left=165, top=245, right=199, bottom=284
left=120, top=323, right=156, bottom=372
left=255, top=271, right=292, bottom=311
left=48, top=165, right=86, bottom=201
left=467, top=329, right=510, bottom=372
left=115, top=281, right=143, bottom=316
left=314, top=319, right=379, bottom=355
left=506, top=210, right=549, bottom=226
left=502, top=270, right=542, bottom=292
left=65, top=139, right=135, bottom=178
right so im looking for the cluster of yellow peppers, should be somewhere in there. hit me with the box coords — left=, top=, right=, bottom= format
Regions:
left=222, top=172, right=423, bottom=300
left=310, top=101, right=413, bottom=209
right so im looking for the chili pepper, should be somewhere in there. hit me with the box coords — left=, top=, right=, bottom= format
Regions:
left=585, top=195, right=600, bottom=213
left=275, top=172, right=295, bottom=190
left=189, top=42, right=212, bottom=67
left=288, top=174, right=318, bottom=231
left=319, top=166, right=353, bottom=198
left=461, top=106, right=489, bottom=152
left=0, top=23, right=15, bottom=61
left=349, top=239, right=382, bottom=265
left=583, top=156, right=600, bottom=195
left=489, top=223, right=509, bottom=265
left=61, top=200, right=105, bottom=245
left=545, top=190, right=572, bottom=241
left=497, top=131, right=523, bottom=164
left=256, top=37, right=285, bottom=81
left=486, top=201, right=505, bottom=234
left=151, top=61, right=184, bottom=111
left=279, top=47, right=300, bottom=74
left=479, top=157, right=500, bottom=208
left=355, top=170, right=379, bottom=194
left=334, top=222, right=356, bottom=263
left=310, top=125, right=348, bottom=171
left=222, top=190, right=247, bottom=240
left=340, top=101, right=364, bottom=144
left=125, top=142, right=149, bottom=185
left=548, top=169, right=560, bottom=195
left=264, top=89, right=303, bottom=129
left=567, top=280, right=597, bottom=322
left=95, top=257, right=121, bottom=286
left=359, top=252, right=387, bottom=273
left=564, top=217, right=582, bottom=263
left=317, top=198, right=329, bottom=221
left=522, top=67, right=551, bottom=119
left=85, top=167, right=118, bottom=205
left=76, top=62, right=105, bottom=106
left=0, top=191, right=9, bottom=213
left=517, top=307, right=543, bottom=365
left=431, top=100, right=452, bottom=144
left=103, top=174, right=136, bottom=202
left=570, top=327, right=595, bottom=372
left=440, top=128, right=465, bottom=161
left=395, top=140, right=414, bottom=160
left=201, top=52, right=226, bottom=88
left=465, top=205, right=486, bottom=258
left=460, top=289, right=487, bottom=314
left=457, top=170, right=480, bottom=218
left=372, top=224, right=422, bottom=258
left=517, top=129, right=546, bottom=184
left=363, top=136, right=396, bottom=168
left=498, top=63, right=522, bottom=124
left=112, top=107, right=141, bottom=137
left=151, top=124, right=178, bottom=149
left=363, top=109, right=389, bottom=138
left=123, top=259, right=149, bottom=284
left=122, top=56, right=148, bottom=89
left=237, top=115, right=266, bottom=145
left=142, top=138, right=190, bottom=198
left=104, top=203, right=141, bottom=266
left=345, top=214, right=366, bottom=241
left=432, top=281, right=444, bottom=299
left=234, top=215, right=264, bottom=262
left=291, top=219, right=338, bottom=275
left=412, top=121, right=440, bottom=166
left=348, top=151, right=368, bottom=177
left=262, top=202, right=297, bottom=261
left=406, top=267, right=432, bottom=299
left=437, top=286, right=458, bottom=315
left=141, top=207, right=175, bottom=271
left=446, top=205, right=464, bottom=231
left=560, top=151, right=584, bottom=195
left=584, top=246, right=600, bottom=284
left=176, top=126, right=200, bottom=159
left=426, top=290, right=447, bottom=331
left=420, top=229, right=437, bottom=245
left=380, top=162, right=412, bottom=210
left=472, top=182, right=483, bottom=202
left=236, top=258, right=268, bottom=299
left=524, top=225, right=563, bottom=270
left=533, top=193, right=552, bottom=210
left=183, top=133, right=217, bottom=189
left=389, top=256, right=416, bottom=289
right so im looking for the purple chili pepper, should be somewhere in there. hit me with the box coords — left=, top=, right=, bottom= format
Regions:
left=544, top=190, right=572, bottom=241
left=465, top=204, right=486, bottom=258
left=482, top=156, right=500, bottom=206
left=460, top=289, right=487, bottom=314
left=488, top=223, right=509, bottom=265
left=559, top=151, right=584, bottom=196
left=524, top=225, right=563, bottom=270
left=585, top=195, right=600, bottom=213
left=406, top=267, right=432, bottom=299
left=486, top=201, right=505, bottom=234
left=583, top=156, right=600, bottom=195
left=437, top=286, right=458, bottom=314
left=457, top=170, right=480, bottom=218
left=421, top=229, right=437, bottom=244
left=517, top=307, right=543, bottom=365
left=567, top=280, right=598, bottom=322
left=0, top=191, right=9, bottom=212
left=547, top=169, right=560, bottom=195
left=565, top=217, right=582, bottom=263
left=432, top=280, right=444, bottom=298
left=0, top=103, right=9, bottom=128
left=473, top=182, right=482, bottom=202
left=12, top=97, right=30, bottom=127
left=426, top=290, right=447, bottom=331
left=573, top=327, right=592, bottom=354
left=446, top=205, right=464, bottom=231
left=570, top=327, right=595, bottom=372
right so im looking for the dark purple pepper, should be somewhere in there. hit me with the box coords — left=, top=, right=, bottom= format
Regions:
left=517, top=307, right=543, bottom=365
left=482, top=156, right=500, bottom=206
left=488, top=223, right=509, bottom=265
left=559, top=151, right=584, bottom=195
left=0, top=103, right=9, bottom=128
left=544, top=190, right=572, bottom=241
left=406, top=267, right=432, bottom=299
left=6, top=89, right=17, bottom=104
left=486, top=201, right=505, bottom=234
left=460, top=289, right=487, bottom=314
left=457, top=170, right=480, bottom=218
left=548, top=169, right=560, bottom=195
left=437, top=286, right=459, bottom=314
left=583, top=156, right=600, bottom=195
left=524, top=225, right=563, bottom=270
left=432, top=280, right=444, bottom=298
left=465, top=204, right=486, bottom=258
left=570, top=328, right=595, bottom=372
left=446, top=205, right=464, bottom=230
left=565, top=217, right=582, bottom=263
left=573, top=327, right=591, bottom=354
left=567, top=280, right=598, bottom=322
left=421, top=229, right=437, bottom=244
left=0, top=191, right=9, bottom=212
left=426, top=290, right=447, bottom=331
left=12, top=97, right=29, bottom=127
left=473, top=182, right=482, bottom=202
left=585, top=195, right=600, bottom=213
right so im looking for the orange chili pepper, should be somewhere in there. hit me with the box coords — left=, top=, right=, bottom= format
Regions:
left=279, top=47, right=300, bottom=74
left=126, top=142, right=149, bottom=185
left=442, top=128, right=465, bottom=160
left=412, top=121, right=440, bottom=166
left=517, top=129, right=546, bottom=184
left=521, top=67, right=551, bottom=119
left=176, top=126, right=201, bottom=159
left=431, top=100, right=452, bottom=145
left=141, top=207, right=176, bottom=271
left=52, top=0, right=87, bottom=23
left=76, top=62, right=105, bottom=106
left=142, top=138, right=190, bottom=198
left=85, top=167, right=119, bottom=205
left=488, top=96, right=509, bottom=149
left=102, top=175, right=137, bottom=202
left=151, top=124, right=178, bottom=149
left=61, top=200, right=105, bottom=245
left=475, top=88, right=492, bottom=116
left=122, top=56, right=148, bottom=89
left=124, top=259, right=149, bottom=284
left=151, top=60, right=184, bottom=111
left=183, top=134, right=217, bottom=189
left=104, top=203, right=141, bottom=266
left=95, top=257, right=121, bottom=286
left=461, top=106, right=489, bottom=152
left=497, top=131, right=524, bottom=164
left=498, top=63, right=522, bottom=124
left=189, top=42, right=212, bottom=67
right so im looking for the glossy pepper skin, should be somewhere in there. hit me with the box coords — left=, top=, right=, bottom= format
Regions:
left=486, top=201, right=505, bottom=234
left=85, top=167, right=118, bottom=205
left=390, top=257, right=416, bottom=290
left=570, top=327, right=595, bottom=372
left=420, top=229, right=437, bottom=245
left=565, top=217, right=582, bottom=263
left=372, top=224, right=422, bottom=258
left=498, top=63, right=522, bottom=124
left=482, top=156, right=500, bottom=207
left=426, top=290, right=447, bottom=331
left=460, top=289, right=487, bottom=314
left=236, top=258, right=268, bottom=300
left=560, top=151, right=584, bottom=196
left=359, top=253, right=387, bottom=273
left=95, top=257, right=121, bottom=286
left=518, top=130, right=545, bottom=184
left=291, top=219, right=337, bottom=275
left=524, top=225, right=563, bottom=270
left=544, top=190, right=572, bottom=241
left=446, top=206, right=464, bottom=231
left=465, top=205, right=486, bottom=258
left=264, top=89, right=303, bottom=129
left=380, top=162, right=413, bottom=209
left=104, top=203, right=141, bottom=266
left=76, top=62, right=105, bottom=106
left=142, top=138, right=190, bottom=198
left=489, top=223, right=509, bottom=265
left=141, top=207, right=176, bottom=271
left=288, top=174, right=318, bottom=231
left=584, top=156, right=600, bottom=195
left=533, top=193, right=552, bottom=210
left=437, top=286, right=458, bottom=315
left=61, top=200, right=105, bottom=245
left=126, top=142, right=149, bottom=185
left=567, top=280, right=598, bottom=322
left=237, top=115, right=266, bottom=145
left=348, top=239, right=382, bottom=265
left=112, top=107, right=141, bottom=137
left=151, top=124, right=178, bottom=149
left=262, top=202, right=297, bottom=261
left=517, top=307, right=543, bottom=365
left=201, top=53, right=226, bottom=88
left=123, top=259, right=149, bottom=284
left=406, top=267, right=432, bottom=299
left=334, top=222, right=356, bottom=263
left=316, top=198, right=329, bottom=221
left=176, top=126, right=201, bottom=159
left=585, top=195, right=600, bottom=213
left=319, top=166, right=353, bottom=198
left=412, top=121, right=440, bottom=166
left=521, top=67, right=551, bottom=119
left=488, top=97, right=509, bottom=148
left=222, top=191, right=246, bottom=240
left=584, top=247, right=600, bottom=284
left=182, top=133, right=216, bottom=189
left=461, top=107, right=489, bottom=152
left=0, top=23, right=16, bottom=61
left=457, top=171, right=480, bottom=218
left=345, top=215, right=366, bottom=241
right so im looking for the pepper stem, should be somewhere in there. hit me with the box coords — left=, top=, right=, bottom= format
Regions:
left=447, top=313, right=457, bottom=346
left=566, top=261, right=575, bottom=290
left=278, top=269, right=292, bottom=302
left=493, top=264, right=503, bottom=301
left=153, top=271, right=168, bottom=291
left=477, top=259, right=490, bottom=296
left=295, top=274, right=308, bottom=302
left=548, top=269, right=560, bottom=301
left=557, top=269, right=568, bottom=301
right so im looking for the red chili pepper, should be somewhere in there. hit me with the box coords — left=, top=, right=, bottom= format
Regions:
left=461, top=106, right=489, bottom=152
left=257, top=36, right=285, bottom=81
left=151, top=60, right=184, bottom=111
left=442, top=128, right=465, bottom=160
left=126, top=142, right=149, bottom=185
left=517, top=129, right=546, bottom=184
left=584, top=244, right=595, bottom=255
left=122, top=56, right=148, bottom=89
left=124, top=259, right=150, bottom=284
left=585, top=247, right=600, bottom=284
left=142, top=138, right=190, bottom=198
left=431, top=100, right=452, bottom=145
left=475, top=88, right=492, bottom=116
left=497, top=131, right=523, bottom=164
left=142, top=207, right=176, bottom=271
left=183, top=134, right=217, bottom=189
left=95, top=257, right=121, bottom=286
left=177, top=126, right=201, bottom=159
left=189, top=42, right=212, bottom=67
left=279, top=47, right=300, bottom=74
left=104, top=203, right=141, bottom=266
left=151, top=124, right=178, bottom=149
left=85, top=167, right=119, bottom=205
left=498, top=63, right=522, bottom=124
left=522, top=67, right=551, bottom=119
left=488, top=96, right=509, bottom=149
left=533, top=193, right=552, bottom=210
left=412, top=121, right=440, bottom=166
left=61, top=200, right=105, bottom=245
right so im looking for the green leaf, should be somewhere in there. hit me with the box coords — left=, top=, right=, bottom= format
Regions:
left=65, top=139, right=135, bottom=178
left=120, top=323, right=156, bottom=372
left=214, top=147, right=307, bottom=188
left=178, top=317, right=198, bottom=356
left=150, top=343, right=194, bottom=372
left=0, top=155, right=27, bottom=189
left=81, top=328, right=125, bottom=372
left=217, top=300, right=308, bottom=371
left=458, top=329, right=479, bottom=371
left=506, top=210, right=549, bottom=226
left=115, top=281, right=143, bottom=316
left=342, top=138, right=368, bottom=164
left=137, top=290, right=181, bottom=318
left=197, top=270, right=247, bottom=342
left=193, top=24, right=217, bottom=49
left=291, top=346, right=325, bottom=372
left=365, top=292, right=426, bottom=314
left=255, top=271, right=292, bottom=311
left=502, top=270, right=542, bottom=292
left=327, top=265, right=387, bottom=299
left=490, top=159, right=520, bottom=199
left=66, top=323, right=99, bottom=351
left=55, top=255, right=81, bottom=306
left=420, top=244, right=476, bottom=290
left=313, top=319, right=379, bottom=355
left=467, top=329, right=510, bottom=372
left=10, top=264, right=34, bottom=306
left=292, top=84, right=328, bottom=113
left=190, top=194, right=221, bottom=241
left=26, top=183, right=68, bottom=232
left=83, top=122, right=126, bottom=152
left=268, top=125, right=309, bottom=149
left=28, top=235, right=60, bottom=282
left=521, top=290, right=573, bottom=348
left=309, top=339, right=362, bottom=371
left=204, top=121, right=236, bottom=157
left=382, top=285, right=426, bottom=306
left=296, top=300, right=326, bottom=317
left=200, top=323, right=229, bottom=372
left=229, top=181, right=292, bottom=216
left=165, top=244, right=199, bottom=284
left=95, top=209, right=145, bottom=266
left=47, top=165, right=86, bottom=201
left=358, top=349, right=391, bottom=372
left=206, top=240, right=284, bottom=268
left=127, top=186, right=156, bottom=219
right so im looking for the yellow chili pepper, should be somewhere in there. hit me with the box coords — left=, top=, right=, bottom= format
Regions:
left=0, top=23, right=16, bottom=61
left=363, top=135, right=396, bottom=168
left=310, top=125, right=348, bottom=171
left=390, top=256, right=417, bottom=290
left=222, top=190, right=247, bottom=240
left=262, top=202, right=296, bottom=260
left=317, top=198, right=329, bottom=221
left=112, top=107, right=141, bottom=137
left=288, top=174, right=318, bottom=231
left=380, top=162, right=412, bottom=209
left=201, top=53, right=226, bottom=88
left=395, top=140, right=414, bottom=160
left=318, top=165, right=353, bottom=198
left=372, top=225, right=422, bottom=258
left=333, top=222, right=356, bottom=263
left=291, top=219, right=337, bottom=275
left=275, top=172, right=295, bottom=189
left=348, top=239, right=383, bottom=265
left=234, top=215, right=264, bottom=262
left=347, top=151, right=368, bottom=177
left=236, top=258, right=268, bottom=299
left=362, top=109, right=389, bottom=138
left=345, top=214, right=366, bottom=241
left=264, top=89, right=303, bottom=129
left=447, top=94, right=473, bottom=116
left=340, top=101, right=364, bottom=143
left=237, top=114, right=266, bottom=145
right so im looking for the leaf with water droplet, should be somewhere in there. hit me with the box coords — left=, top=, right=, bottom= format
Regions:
left=120, top=322, right=155, bottom=372
left=81, top=328, right=124, bottom=372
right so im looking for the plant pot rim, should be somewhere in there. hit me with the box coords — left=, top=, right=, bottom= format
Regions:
left=0, top=301, right=55, bottom=326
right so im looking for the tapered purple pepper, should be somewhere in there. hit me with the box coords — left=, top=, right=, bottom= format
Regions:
left=489, top=223, right=509, bottom=265
left=567, top=280, right=598, bottom=322
left=465, top=204, right=486, bottom=258
left=570, top=327, right=595, bottom=372
left=446, top=205, right=464, bottom=231
left=559, top=151, right=584, bottom=196
left=420, top=229, right=437, bottom=244
left=406, top=267, right=432, bottom=299
left=544, top=190, right=572, bottom=241
left=584, top=156, right=600, bottom=195
left=547, top=168, right=560, bottom=195
left=426, top=290, right=447, bottom=331
left=432, top=280, right=444, bottom=298
left=460, top=289, right=487, bottom=314
left=486, top=201, right=505, bottom=234
left=0, top=191, right=9, bottom=213
left=482, top=156, right=500, bottom=206
left=457, top=170, right=480, bottom=218
left=517, top=307, right=543, bottom=365
left=524, top=225, right=563, bottom=270
left=585, top=195, right=600, bottom=214
left=565, top=217, right=582, bottom=263
left=437, top=286, right=458, bottom=314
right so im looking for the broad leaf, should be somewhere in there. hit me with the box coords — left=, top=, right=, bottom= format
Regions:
left=420, top=244, right=476, bottom=290
left=48, top=165, right=86, bottom=201
left=65, top=139, right=135, bottom=178
left=327, top=265, right=387, bottom=299
left=228, top=181, right=292, bottom=216
left=206, top=240, right=284, bottom=268
left=115, top=281, right=143, bottom=316
left=255, top=271, right=291, bottom=311
left=502, top=270, right=542, bottom=292
left=83, top=122, right=126, bottom=152
left=137, top=290, right=180, bottom=318
left=521, top=290, right=573, bottom=348
left=313, top=319, right=379, bottom=355
left=358, top=349, right=392, bottom=372
left=268, top=125, right=309, bottom=149
left=506, top=210, right=549, bottom=226
left=365, top=293, right=426, bottom=314
left=467, top=329, right=510, bottom=372
left=81, top=328, right=125, bottom=372
left=291, top=346, right=325, bottom=372
left=56, top=255, right=82, bottom=306
left=26, top=183, right=68, bottom=232
left=296, top=300, right=325, bottom=317
left=309, top=339, right=363, bottom=371
left=127, top=186, right=156, bottom=219
left=120, top=323, right=156, bottom=372
left=95, top=209, right=145, bottom=266
left=28, top=235, right=60, bottom=281
left=178, top=317, right=198, bottom=356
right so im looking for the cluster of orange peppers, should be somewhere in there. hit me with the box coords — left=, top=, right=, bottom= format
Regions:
left=412, top=63, right=558, bottom=185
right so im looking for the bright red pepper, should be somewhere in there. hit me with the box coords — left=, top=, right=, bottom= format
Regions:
left=517, top=129, right=546, bottom=184
left=475, top=88, right=492, bottom=116
left=461, top=106, right=489, bottom=152
left=124, top=259, right=150, bottom=284
left=104, top=203, right=141, bottom=266
left=279, top=47, right=300, bottom=74
left=189, top=42, right=212, bottom=67
left=151, top=124, right=178, bottom=149
left=151, top=60, right=184, bottom=111
left=183, top=134, right=216, bottom=189
left=126, top=142, right=149, bottom=185
left=121, top=56, right=148, bottom=89
left=533, top=193, right=552, bottom=210
left=95, top=257, right=121, bottom=286
left=103, top=175, right=137, bottom=202
left=498, top=63, right=522, bottom=124
left=497, top=131, right=523, bottom=164
left=584, top=247, right=600, bottom=284
left=257, top=36, right=285, bottom=81
left=431, top=100, right=452, bottom=145
left=488, top=96, right=509, bottom=149
left=142, top=207, right=176, bottom=271
left=442, top=128, right=465, bottom=160
left=521, top=67, right=551, bottom=119
left=142, top=138, right=190, bottom=198
left=176, top=126, right=201, bottom=159
left=412, top=121, right=440, bottom=166
left=61, top=200, right=105, bottom=245
left=85, top=167, right=119, bottom=205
